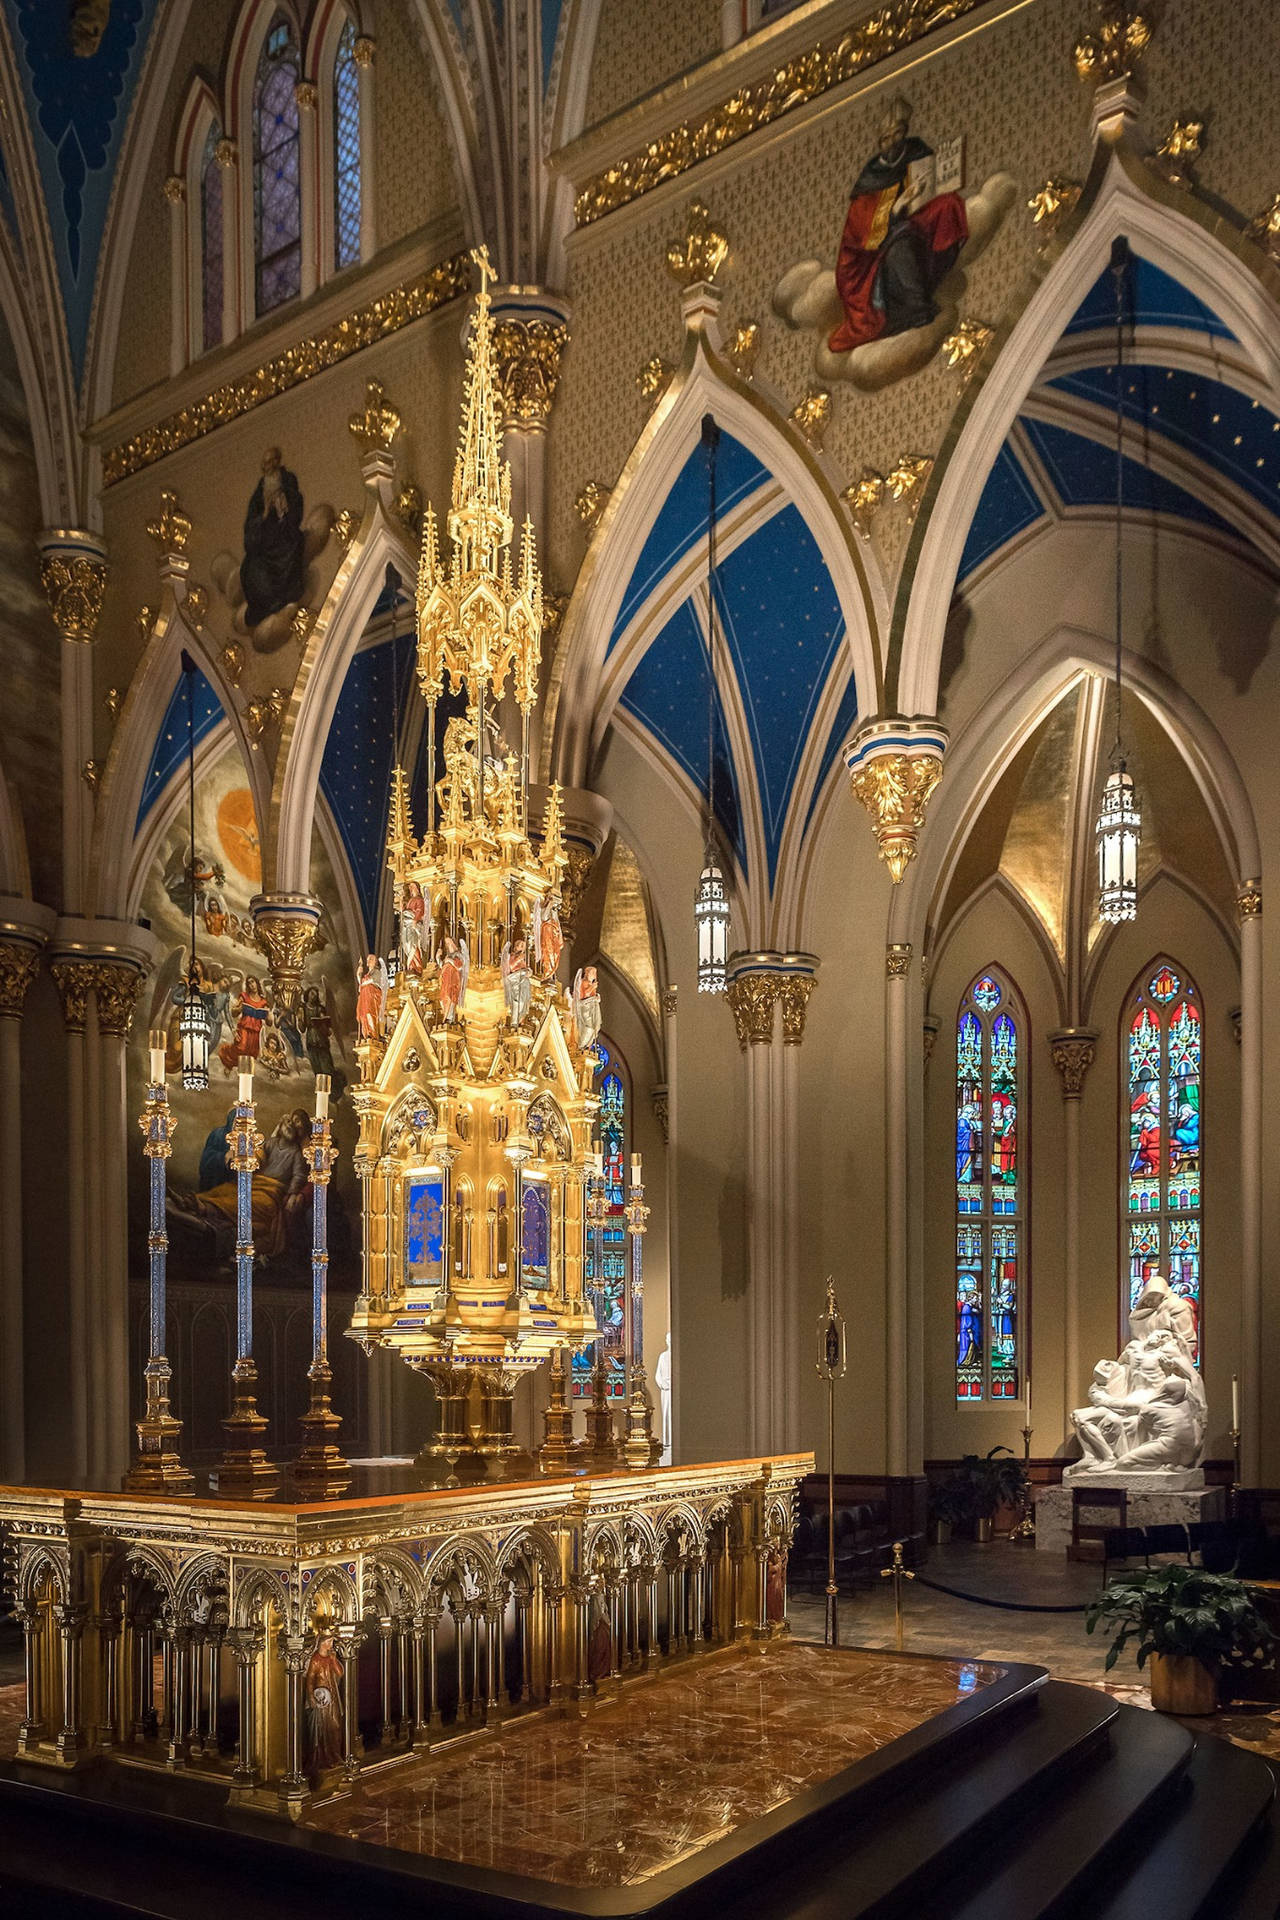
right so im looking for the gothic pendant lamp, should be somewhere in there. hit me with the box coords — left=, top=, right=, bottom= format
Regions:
left=695, top=412, right=730, bottom=993
left=1096, top=235, right=1141, bottom=924
left=178, top=649, right=211, bottom=1089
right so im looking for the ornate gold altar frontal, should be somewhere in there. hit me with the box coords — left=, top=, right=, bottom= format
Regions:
left=0, top=1455, right=808, bottom=1815
left=348, top=250, right=598, bottom=1474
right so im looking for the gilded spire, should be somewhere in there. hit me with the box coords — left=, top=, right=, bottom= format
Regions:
left=385, top=764, right=416, bottom=876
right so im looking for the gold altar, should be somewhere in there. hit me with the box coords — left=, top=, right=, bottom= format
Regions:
left=0, top=1453, right=807, bottom=1817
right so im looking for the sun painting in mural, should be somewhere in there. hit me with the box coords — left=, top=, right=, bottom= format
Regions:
left=216, top=785, right=262, bottom=884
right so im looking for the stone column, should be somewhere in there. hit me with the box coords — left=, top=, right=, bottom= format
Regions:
left=49, top=959, right=94, bottom=1482
left=293, top=79, right=318, bottom=300
left=661, top=988, right=678, bottom=1460
left=228, top=1631, right=262, bottom=1788
left=353, top=37, right=376, bottom=258
left=1049, top=1029, right=1098, bottom=1424
left=885, top=943, right=912, bottom=1477
left=1238, top=881, right=1262, bottom=1484
left=339, top=1629, right=364, bottom=1776
left=164, top=174, right=187, bottom=372
left=90, top=959, right=148, bottom=1481
left=491, top=295, right=569, bottom=558
left=15, top=1601, right=45, bottom=1747
left=279, top=1639, right=308, bottom=1809
left=54, top=1603, right=88, bottom=1764
left=725, top=953, right=818, bottom=1455
left=38, top=530, right=107, bottom=919
left=0, top=905, right=53, bottom=1481
left=214, top=138, right=239, bottom=341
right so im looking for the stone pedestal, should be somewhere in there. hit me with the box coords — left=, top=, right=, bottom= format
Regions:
left=1035, top=1482, right=1225, bottom=1554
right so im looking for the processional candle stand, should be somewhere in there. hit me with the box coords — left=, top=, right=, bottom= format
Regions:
left=580, top=1155, right=618, bottom=1467
left=1011, top=1372, right=1036, bottom=1542
left=123, top=1032, right=195, bottom=1493
left=293, top=1075, right=351, bottom=1495
left=816, top=1277, right=846, bottom=1647
left=210, top=1057, right=280, bottom=1495
left=622, top=1155, right=660, bottom=1469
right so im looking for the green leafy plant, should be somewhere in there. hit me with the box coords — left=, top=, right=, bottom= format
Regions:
left=927, top=1481, right=970, bottom=1527
left=1085, top=1563, right=1276, bottom=1674
left=952, top=1447, right=1028, bottom=1520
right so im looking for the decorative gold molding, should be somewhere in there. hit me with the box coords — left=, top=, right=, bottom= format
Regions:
left=162, top=174, right=185, bottom=205
left=393, top=483, right=422, bottom=536
left=574, top=481, right=609, bottom=529
left=661, top=986, right=678, bottom=1018
left=50, top=959, right=96, bottom=1034
left=941, top=317, right=993, bottom=381
left=1072, top=5, right=1154, bottom=82
left=40, top=550, right=107, bottom=644
left=665, top=200, right=728, bottom=287
left=1152, top=116, right=1203, bottom=189
left=348, top=376, right=401, bottom=454
left=145, top=489, right=192, bottom=555
left=778, top=976, right=815, bottom=1046
left=183, top=583, right=208, bottom=628
left=843, top=469, right=884, bottom=537
left=790, top=388, right=831, bottom=449
left=1049, top=1028, right=1098, bottom=1099
left=136, top=604, right=155, bottom=645
left=293, top=78, right=317, bottom=112
left=352, top=34, right=375, bottom=68
left=1237, top=880, right=1262, bottom=920
left=885, top=943, right=912, bottom=979
left=574, top=0, right=988, bottom=229
left=725, top=321, right=760, bottom=378
left=81, top=758, right=100, bottom=793
left=726, top=972, right=779, bottom=1047
left=220, top=641, right=246, bottom=687
left=886, top=453, right=932, bottom=505
left=1246, top=195, right=1280, bottom=265
left=103, top=253, right=471, bottom=487
left=637, top=355, right=671, bottom=402
left=245, top=686, right=288, bottom=747
left=848, top=742, right=944, bottom=883
left=89, top=960, right=147, bottom=1038
left=332, top=507, right=358, bottom=549
left=0, top=943, right=40, bottom=1020
left=492, top=317, right=569, bottom=428
left=1028, top=176, right=1083, bottom=247
left=104, top=685, right=122, bottom=721
left=214, top=136, right=237, bottom=170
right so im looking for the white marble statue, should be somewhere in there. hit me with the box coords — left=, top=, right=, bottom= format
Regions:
left=655, top=1332, right=672, bottom=1466
left=1066, top=1275, right=1207, bottom=1485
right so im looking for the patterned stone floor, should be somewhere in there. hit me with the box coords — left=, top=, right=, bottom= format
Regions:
left=301, top=1641, right=1002, bottom=1886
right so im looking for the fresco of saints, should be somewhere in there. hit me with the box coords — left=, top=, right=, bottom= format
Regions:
left=437, top=935, right=469, bottom=1024
left=242, top=446, right=305, bottom=630
left=829, top=95, right=968, bottom=355
left=303, top=1633, right=344, bottom=1776
left=217, top=975, right=270, bottom=1073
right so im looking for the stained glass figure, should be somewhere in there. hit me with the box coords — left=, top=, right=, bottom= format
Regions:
left=575, top=1041, right=629, bottom=1402
left=333, top=17, right=362, bottom=271
left=200, top=122, right=223, bottom=353
left=1124, top=960, right=1202, bottom=1362
left=954, top=970, right=1024, bottom=1401
left=253, top=18, right=302, bottom=315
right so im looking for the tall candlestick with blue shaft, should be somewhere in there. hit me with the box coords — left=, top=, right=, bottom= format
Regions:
left=211, top=1057, right=279, bottom=1495
left=124, top=1034, right=195, bottom=1492
left=295, top=1075, right=350, bottom=1492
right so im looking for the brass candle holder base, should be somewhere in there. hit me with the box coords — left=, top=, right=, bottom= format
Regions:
left=210, top=1360, right=279, bottom=1497
left=123, top=1357, right=195, bottom=1495
left=292, top=1361, right=351, bottom=1496
left=1010, top=1423, right=1036, bottom=1543
left=576, top=1349, right=621, bottom=1470
left=623, top=1364, right=661, bottom=1470
left=538, top=1348, right=576, bottom=1475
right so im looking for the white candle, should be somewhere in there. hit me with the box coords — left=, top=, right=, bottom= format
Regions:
left=631, top=1153, right=642, bottom=1185
left=1232, top=1373, right=1240, bottom=1431
left=315, top=1074, right=330, bottom=1122
left=1025, top=1374, right=1032, bottom=1424
left=148, top=1030, right=166, bottom=1086
left=238, top=1059, right=254, bottom=1105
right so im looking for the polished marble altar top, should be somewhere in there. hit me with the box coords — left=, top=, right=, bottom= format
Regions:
left=303, top=1641, right=1003, bottom=1888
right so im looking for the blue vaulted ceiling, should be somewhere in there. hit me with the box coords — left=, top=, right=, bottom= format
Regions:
left=137, top=665, right=225, bottom=831
left=612, top=432, right=853, bottom=886
left=320, top=623, right=417, bottom=944
left=957, top=251, right=1278, bottom=589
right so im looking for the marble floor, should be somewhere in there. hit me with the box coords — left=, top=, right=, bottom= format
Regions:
left=301, top=1641, right=1003, bottom=1886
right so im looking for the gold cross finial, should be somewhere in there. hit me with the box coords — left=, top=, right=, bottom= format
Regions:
left=469, top=245, right=493, bottom=297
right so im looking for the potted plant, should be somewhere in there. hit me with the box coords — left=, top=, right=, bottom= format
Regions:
left=985, top=1445, right=1030, bottom=1535
left=1085, top=1564, right=1275, bottom=1715
left=954, top=1448, right=1026, bottom=1542
left=927, top=1482, right=968, bottom=1546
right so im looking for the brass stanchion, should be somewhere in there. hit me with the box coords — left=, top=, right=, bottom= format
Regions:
left=1010, top=1417, right=1036, bottom=1543
left=879, top=1540, right=915, bottom=1651
left=123, top=1033, right=194, bottom=1493
left=816, top=1278, right=846, bottom=1647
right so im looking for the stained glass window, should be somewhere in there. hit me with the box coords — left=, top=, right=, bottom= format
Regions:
left=1125, top=961, right=1202, bottom=1361
left=576, top=1041, right=628, bottom=1402
left=954, top=970, right=1024, bottom=1402
left=199, top=122, right=223, bottom=353
left=333, top=16, right=362, bottom=271
left=253, top=17, right=302, bottom=315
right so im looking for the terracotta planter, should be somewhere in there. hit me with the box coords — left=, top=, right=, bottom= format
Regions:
left=973, top=1516, right=993, bottom=1544
left=929, top=1520, right=952, bottom=1546
left=1149, top=1652, right=1217, bottom=1716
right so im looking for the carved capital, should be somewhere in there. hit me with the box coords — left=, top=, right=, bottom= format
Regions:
left=1237, top=880, right=1262, bottom=921
left=250, top=893, right=323, bottom=1014
left=50, top=960, right=97, bottom=1033
left=922, top=1012, right=942, bottom=1066
left=885, top=943, right=912, bottom=979
left=665, top=200, right=728, bottom=288
left=0, top=942, right=41, bottom=1019
left=725, top=973, right=779, bottom=1048
left=145, top=489, right=192, bottom=557
left=1049, top=1027, right=1098, bottom=1099
left=90, top=960, right=147, bottom=1037
left=39, top=538, right=108, bottom=645
left=352, top=34, right=375, bottom=68
left=492, top=317, right=568, bottom=429
left=778, top=975, right=816, bottom=1046
left=214, top=137, right=237, bottom=170
left=163, top=174, right=185, bottom=205
left=556, top=846, right=595, bottom=946
left=846, top=723, right=947, bottom=884
left=293, top=79, right=317, bottom=112
left=348, top=377, right=401, bottom=455
left=661, top=986, right=677, bottom=1018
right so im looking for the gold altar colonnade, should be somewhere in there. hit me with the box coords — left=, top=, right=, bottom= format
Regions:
left=0, top=1454, right=805, bottom=1814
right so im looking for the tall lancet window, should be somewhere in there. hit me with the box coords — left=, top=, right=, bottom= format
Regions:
left=253, top=17, right=302, bottom=314
left=199, top=122, right=224, bottom=352
left=955, top=970, right=1024, bottom=1402
left=333, top=16, right=362, bottom=271
left=1124, top=961, right=1203, bottom=1362
left=575, top=1043, right=628, bottom=1403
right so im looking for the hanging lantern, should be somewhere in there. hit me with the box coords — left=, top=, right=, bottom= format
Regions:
left=695, top=851, right=730, bottom=994
left=179, top=962, right=210, bottom=1090
left=1096, top=763, right=1140, bottom=923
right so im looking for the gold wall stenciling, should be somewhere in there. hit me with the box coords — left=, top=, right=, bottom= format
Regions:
left=103, top=255, right=471, bottom=487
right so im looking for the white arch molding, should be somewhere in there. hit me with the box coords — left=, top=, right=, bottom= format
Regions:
left=893, top=146, right=1280, bottom=719
left=547, top=312, right=884, bottom=796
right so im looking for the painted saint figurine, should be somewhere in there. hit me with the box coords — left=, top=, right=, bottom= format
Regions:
left=303, top=1633, right=344, bottom=1775
left=400, top=879, right=427, bottom=976
left=532, top=892, right=564, bottom=980
left=355, top=954, right=388, bottom=1039
left=501, top=934, right=532, bottom=1026
left=829, top=95, right=968, bottom=355
left=571, top=965, right=602, bottom=1051
left=437, top=935, right=469, bottom=1024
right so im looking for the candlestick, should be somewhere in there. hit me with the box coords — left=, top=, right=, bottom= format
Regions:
left=210, top=1073, right=278, bottom=1495
left=123, top=1060, right=194, bottom=1493
left=1025, top=1372, right=1032, bottom=1423
left=623, top=1175, right=658, bottom=1469
left=315, top=1072, right=330, bottom=1122
left=1232, top=1372, right=1240, bottom=1432
left=630, top=1152, right=641, bottom=1184
left=295, top=1084, right=349, bottom=1493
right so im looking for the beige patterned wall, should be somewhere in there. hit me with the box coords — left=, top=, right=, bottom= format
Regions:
left=374, top=3, right=459, bottom=248
left=583, top=0, right=723, bottom=130
left=549, top=0, right=1280, bottom=600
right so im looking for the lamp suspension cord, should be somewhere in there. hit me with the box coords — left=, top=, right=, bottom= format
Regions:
left=184, top=654, right=198, bottom=972
left=703, top=413, right=720, bottom=849
left=1112, top=237, right=1126, bottom=763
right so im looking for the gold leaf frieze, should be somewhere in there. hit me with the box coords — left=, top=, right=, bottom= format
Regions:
left=575, top=1, right=986, bottom=229
left=104, top=253, right=471, bottom=487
